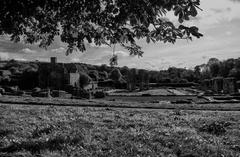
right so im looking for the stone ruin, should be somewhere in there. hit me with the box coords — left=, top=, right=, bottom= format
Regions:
left=223, top=77, right=237, bottom=94
left=126, top=69, right=149, bottom=91
left=236, top=81, right=240, bottom=94
left=37, top=57, right=100, bottom=98
left=202, top=77, right=238, bottom=94
left=38, top=57, right=81, bottom=90
left=212, top=77, right=223, bottom=94
left=202, top=79, right=212, bottom=90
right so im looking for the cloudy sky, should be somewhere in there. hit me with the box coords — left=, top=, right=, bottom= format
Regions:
left=0, top=0, right=240, bottom=70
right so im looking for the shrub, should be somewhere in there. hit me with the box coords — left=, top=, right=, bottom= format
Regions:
left=79, top=72, right=92, bottom=88
left=32, top=87, right=41, bottom=93
left=98, top=79, right=115, bottom=87
left=199, top=121, right=231, bottom=136
left=94, top=91, right=105, bottom=98
left=99, top=71, right=108, bottom=80
left=0, top=87, right=5, bottom=94
left=99, top=64, right=111, bottom=72
left=109, top=68, right=122, bottom=81
left=88, top=70, right=99, bottom=81
left=179, top=79, right=189, bottom=83
left=114, top=78, right=127, bottom=89
left=19, top=71, right=39, bottom=90
left=120, top=66, right=130, bottom=76
left=73, top=88, right=91, bottom=99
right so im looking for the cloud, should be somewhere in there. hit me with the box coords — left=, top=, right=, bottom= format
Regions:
left=21, top=48, right=37, bottom=54
left=71, top=58, right=81, bottom=63
left=51, top=47, right=66, bottom=53
left=0, top=0, right=239, bottom=70
left=89, top=42, right=109, bottom=48
left=115, top=51, right=129, bottom=57
left=225, top=31, right=232, bottom=36
left=14, top=58, right=27, bottom=61
left=0, top=52, right=28, bottom=61
left=211, top=8, right=231, bottom=13
left=0, top=52, right=10, bottom=60
left=197, top=0, right=240, bottom=25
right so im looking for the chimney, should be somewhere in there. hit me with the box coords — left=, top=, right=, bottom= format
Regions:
left=51, top=57, right=57, bottom=64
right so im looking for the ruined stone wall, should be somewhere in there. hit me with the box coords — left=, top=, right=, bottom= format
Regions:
left=49, top=71, right=65, bottom=89
left=212, top=77, right=223, bottom=94
left=223, top=78, right=237, bottom=94
left=67, top=73, right=80, bottom=88
left=202, top=79, right=211, bottom=90
left=127, top=69, right=138, bottom=91
left=127, top=69, right=150, bottom=91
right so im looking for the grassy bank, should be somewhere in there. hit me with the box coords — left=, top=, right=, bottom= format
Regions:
left=1, top=104, right=240, bottom=156
left=1, top=95, right=240, bottom=111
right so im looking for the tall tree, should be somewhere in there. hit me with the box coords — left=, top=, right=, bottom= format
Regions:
left=207, top=58, right=221, bottom=77
left=0, top=0, right=203, bottom=65
left=109, top=68, right=122, bottom=81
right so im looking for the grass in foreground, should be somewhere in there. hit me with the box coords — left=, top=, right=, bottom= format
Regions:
left=0, top=104, right=240, bottom=157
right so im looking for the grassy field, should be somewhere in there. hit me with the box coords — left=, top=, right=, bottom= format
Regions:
left=1, top=104, right=240, bottom=157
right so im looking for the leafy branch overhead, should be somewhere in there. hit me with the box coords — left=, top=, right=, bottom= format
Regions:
left=0, top=0, right=203, bottom=58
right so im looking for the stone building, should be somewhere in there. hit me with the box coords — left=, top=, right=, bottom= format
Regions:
left=237, top=81, right=240, bottom=93
left=212, top=77, right=223, bottom=94
left=223, top=77, right=237, bottom=94
left=126, top=69, right=149, bottom=91
left=84, top=81, right=98, bottom=91
left=201, top=77, right=239, bottom=94
left=138, top=69, right=150, bottom=91
left=38, top=57, right=81, bottom=90
left=65, top=64, right=80, bottom=88
left=127, top=68, right=138, bottom=91
left=202, top=79, right=211, bottom=90
left=66, top=73, right=80, bottom=87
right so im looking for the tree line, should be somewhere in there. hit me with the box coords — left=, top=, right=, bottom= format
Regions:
left=0, top=57, right=239, bottom=90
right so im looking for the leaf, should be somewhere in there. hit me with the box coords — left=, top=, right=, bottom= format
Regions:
left=178, top=12, right=184, bottom=23
left=179, top=17, right=184, bottom=23
left=178, top=25, right=186, bottom=30
left=130, top=15, right=138, bottom=26
left=146, top=36, right=150, bottom=43
left=184, top=14, right=190, bottom=20
left=190, top=26, right=199, bottom=32
left=0, top=0, right=203, bottom=60
left=109, top=55, right=118, bottom=67
left=66, top=48, right=73, bottom=56
left=190, top=6, right=198, bottom=17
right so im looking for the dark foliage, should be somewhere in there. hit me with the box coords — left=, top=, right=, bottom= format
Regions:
left=19, top=71, right=39, bottom=90
left=79, top=72, right=92, bottom=88
left=199, top=121, right=231, bottom=136
left=94, top=91, right=106, bottom=98
left=0, top=0, right=202, bottom=58
left=109, top=68, right=122, bottom=81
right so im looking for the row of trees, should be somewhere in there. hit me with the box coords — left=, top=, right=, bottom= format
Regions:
left=197, top=58, right=240, bottom=80
left=1, top=57, right=239, bottom=90
left=149, top=57, right=240, bottom=84
left=106, top=57, right=240, bottom=86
